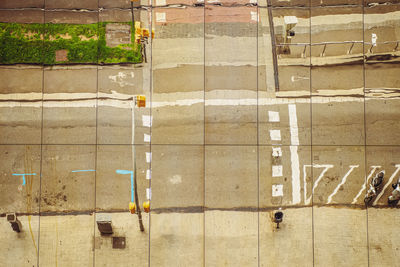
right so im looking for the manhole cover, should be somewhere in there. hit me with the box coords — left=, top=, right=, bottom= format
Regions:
left=112, top=237, right=126, bottom=249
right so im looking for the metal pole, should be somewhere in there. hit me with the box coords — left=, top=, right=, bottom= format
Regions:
left=131, top=1, right=135, bottom=26
left=132, top=101, right=144, bottom=232
left=266, top=0, right=280, bottom=91
left=132, top=97, right=144, bottom=232
left=134, top=148, right=145, bottom=232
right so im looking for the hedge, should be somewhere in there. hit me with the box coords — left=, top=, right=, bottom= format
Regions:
left=0, top=22, right=142, bottom=64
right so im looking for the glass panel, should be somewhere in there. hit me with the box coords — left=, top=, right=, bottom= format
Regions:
left=0, top=214, right=40, bottom=265
left=39, top=214, right=94, bottom=266
left=0, top=145, right=41, bottom=213
left=153, top=0, right=199, bottom=5
left=40, top=145, right=96, bottom=212
left=99, top=0, right=133, bottom=9
left=39, top=145, right=95, bottom=265
left=45, top=0, right=98, bottom=9
left=258, top=6, right=311, bottom=145
left=94, top=212, right=149, bottom=266
left=365, top=4, right=400, bottom=145
left=365, top=0, right=400, bottom=5
left=0, top=66, right=43, bottom=144
left=312, top=146, right=368, bottom=266
left=95, top=2, right=151, bottom=265
left=95, top=145, right=149, bottom=266
left=97, top=7, right=150, bottom=144
left=0, top=9, right=43, bottom=144
left=0, top=145, right=41, bottom=265
left=2, top=0, right=400, bottom=265
left=0, top=0, right=44, bottom=8
left=42, top=6, right=98, bottom=144
left=268, top=0, right=309, bottom=8
left=205, top=5, right=257, bottom=144
left=259, top=145, right=313, bottom=265
left=150, top=145, right=203, bottom=266
left=205, top=146, right=258, bottom=265
left=311, top=6, right=364, bottom=145
left=259, top=146, right=312, bottom=207
left=366, top=146, right=400, bottom=266
left=311, top=0, right=361, bottom=7
left=96, top=145, right=149, bottom=210
left=152, top=6, right=204, bottom=144
left=259, top=208, right=313, bottom=265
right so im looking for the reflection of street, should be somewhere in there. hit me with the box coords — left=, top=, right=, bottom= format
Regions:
left=1, top=1, right=400, bottom=266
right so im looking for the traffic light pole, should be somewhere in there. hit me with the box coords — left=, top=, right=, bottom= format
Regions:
left=134, top=145, right=145, bottom=232
left=132, top=102, right=145, bottom=232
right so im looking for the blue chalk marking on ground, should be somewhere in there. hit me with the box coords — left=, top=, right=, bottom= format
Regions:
left=116, top=170, right=134, bottom=202
left=71, top=169, right=95, bottom=173
left=12, top=173, right=36, bottom=186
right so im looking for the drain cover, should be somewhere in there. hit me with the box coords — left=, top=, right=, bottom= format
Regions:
left=112, top=237, right=126, bottom=249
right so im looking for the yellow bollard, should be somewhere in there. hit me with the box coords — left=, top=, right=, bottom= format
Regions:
left=136, top=95, right=146, bottom=107
left=129, top=202, right=136, bottom=214
left=142, top=29, right=149, bottom=38
left=143, top=201, right=150, bottom=213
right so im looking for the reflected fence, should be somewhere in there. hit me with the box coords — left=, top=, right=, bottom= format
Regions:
left=276, top=40, right=400, bottom=58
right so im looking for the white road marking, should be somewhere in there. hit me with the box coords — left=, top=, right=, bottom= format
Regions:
left=351, top=166, right=381, bottom=204
left=305, top=164, right=334, bottom=205
left=146, top=169, right=151, bottom=180
left=272, top=184, right=284, bottom=197
left=290, top=146, right=300, bottom=204
left=108, top=72, right=135, bottom=87
left=372, top=33, right=377, bottom=46
left=144, top=134, right=151, bottom=143
left=156, top=0, right=166, bottom=5
left=146, top=188, right=152, bottom=200
left=1, top=92, right=378, bottom=109
left=327, top=165, right=359, bottom=204
left=288, top=104, right=301, bottom=204
left=272, top=165, right=283, bottom=177
left=142, top=115, right=152, bottom=127
left=288, top=104, right=299, bottom=146
left=291, top=75, right=310, bottom=82
left=373, top=164, right=400, bottom=205
left=169, top=175, right=182, bottom=184
left=251, top=11, right=258, bottom=22
left=269, top=130, right=281, bottom=141
left=272, top=147, right=282, bottom=157
left=156, top=12, right=166, bottom=23
left=303, top=165, right=311, bottom=203
left=268, top=111, right=280, bottom=122
left=146, top=152, right=152, bottom=163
